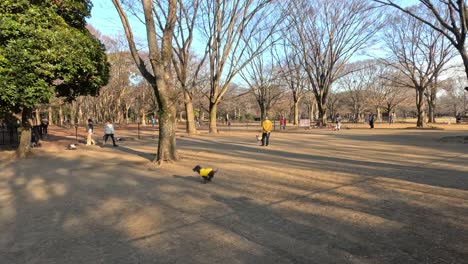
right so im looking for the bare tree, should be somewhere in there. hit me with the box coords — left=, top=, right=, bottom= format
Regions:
left=382, top=9, right=456, bottom=127
left=381, top=72, right=413, bottom=119
left=363, top=62, right=395, bottom=121
left=113, top=0, right=178, bottom=163
left=285, top=0, right=381, bottom=126
left=440, top=75, right=468, bottom=116
left=375, top=0, right=468, bottom=81
left=240, top=46, right=284, bottom=120
left=276, top=48, right=307, bottom=126
left=326, top=92, right=345, bottom=121
left=337, top=61, right=382, bottom=122
left=167, top=0, right=207, bottom=135
left=199, top=0, right=277, bottom=133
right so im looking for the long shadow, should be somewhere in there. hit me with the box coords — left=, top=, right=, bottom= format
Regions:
left=2, top=147, right=467, bottom=263
left=177, top=136, right=468, bottom=191
left=333, top=130, right=468, bottom=151
left=2, top=153, right=329, bottom=263
left=211, top=189, right=468, bottom=263
left=109, top=144, right=156, bottom=161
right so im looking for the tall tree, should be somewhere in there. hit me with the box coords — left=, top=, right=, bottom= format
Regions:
left=0, top=0, right=109, bottom=157
left=284, top=0, right=381, bottom=126
left=375, top=0, right=468, bottom=81
left=276, top=48, right=307, bottom=126
left=382, top=8, right=455, bottom=127
left=439, top=75, right=468, bottom=116
left=171, top=0, right=206, bottom=135
left=337, top=63, right=371, bottom=122
left=112, top=0, right=179, bottom=163
left=240, top=46, right=284, bottom=121
left=200, top=0, right=276, bottom=133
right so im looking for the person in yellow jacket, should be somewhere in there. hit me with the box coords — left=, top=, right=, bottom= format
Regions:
left=261, top=116, right=273, bottom=146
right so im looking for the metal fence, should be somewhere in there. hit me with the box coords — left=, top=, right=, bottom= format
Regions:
left=0, top=125, right=19, bottom=148
left=0, top=125, right=44, bottom=149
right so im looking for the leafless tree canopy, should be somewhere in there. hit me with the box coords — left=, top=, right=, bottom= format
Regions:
left=381, top=7, right=456, bottom=127
left=374, top=0, right=468, bottom=81
left=283, top=0, right=382, bottom=125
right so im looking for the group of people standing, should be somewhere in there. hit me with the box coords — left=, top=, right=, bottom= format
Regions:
left=86, top=119, right=118, bottom=147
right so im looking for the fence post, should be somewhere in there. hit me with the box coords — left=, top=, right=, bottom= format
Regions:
left=75, top=125, right=78, bottom=141
left=138, top=123, right=140, bottom=139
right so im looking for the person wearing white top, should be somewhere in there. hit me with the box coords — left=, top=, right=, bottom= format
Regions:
left=102, top=120, right=118, bottom=147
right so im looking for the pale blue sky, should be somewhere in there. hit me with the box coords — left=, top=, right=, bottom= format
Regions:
left=87, top=1, right=123, bottom=36
left=87, top=0, right=148, bottom=42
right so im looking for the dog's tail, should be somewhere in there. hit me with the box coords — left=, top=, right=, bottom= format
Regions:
left=208, top=169, right=218, bottom=181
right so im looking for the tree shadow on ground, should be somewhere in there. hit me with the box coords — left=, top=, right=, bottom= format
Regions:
left=211, top=188, right=468, bottom=263
left=172, top=174, right=201, bottom=183
left=177, top=136, right=468, bottom=191
left=2, top=148, right=467, bottom=263
left=109, top=144, right=156, bottom=161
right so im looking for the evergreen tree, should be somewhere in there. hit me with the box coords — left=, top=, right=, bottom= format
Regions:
left=0, top=0, right=109, bottom=157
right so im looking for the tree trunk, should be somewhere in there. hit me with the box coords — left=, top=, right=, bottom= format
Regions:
left=259, top=101, right=266, bottom=121
left=48, top=106, right=53, bottom=125
left=178, top=111, right=184, bottom=122
left=376, top=108, right=381, bottom=122
left=416, top=88, right=426, bottom=128
left=35, top=109, right=40, bottom=125
left=58, top=103, right=64, bottom=126
left=156, top=104, right=178, bottom=162
left=126, top=105, right=130, bottom=124
left=317, top=105, right=327, bottom=126
left=427, top=101, right=436, bottom=123
left=209, top=101, right=218, bottom=133
left=16, top=108, right=32, bottom=158
left=141, top=110, right=147, bottom=126
left=293, top=99, right=300, bottom=125
left=460, top=46, right=468, bottom=82
left=78, top=103, right=84, bottom=125
left=184, top=92, right=197, bottom=135
left=308, top=103, right=313, bottom=124
left=70, top=103, right=76, bottom=126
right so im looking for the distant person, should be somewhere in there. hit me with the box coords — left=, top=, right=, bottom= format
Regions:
left=280, top=117, right=286, bottom=130
left=151, top=117, right=156, bottom=127
left=40, top=117, right=49, bottom=135
left=369, top=112, right=375, bottom=129
left=86, top=118, right=95, bottom=146
left=456, top=114, right=462, bottom=124
left=102, top=120, right=118, bottom=147
left=335, top=114, right=342, bottom=130
left=261, top=116, right=273, bottom=146
left=389, top=112, right=395, bottom=125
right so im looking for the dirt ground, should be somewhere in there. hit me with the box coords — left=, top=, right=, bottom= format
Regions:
left=1, top=122, right=467, bottom=264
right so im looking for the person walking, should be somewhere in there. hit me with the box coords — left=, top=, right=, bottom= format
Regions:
left=40, top=117, right=49, bottom=135
left=335, top=114, right=342, bottom=131
left=280, top=117, right=286, bottom=130
left=102, top=120, right=118, bottom=147
left=369, top=112, right=375, bottom=129
left=389, top=112, right=395, bottom=125
left=261, top=116, right=273, bottom=146
left=86, top=118, right=95, bottom=146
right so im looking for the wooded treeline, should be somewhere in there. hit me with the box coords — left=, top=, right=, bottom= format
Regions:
left=2, top=0, right=468, bottom=162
